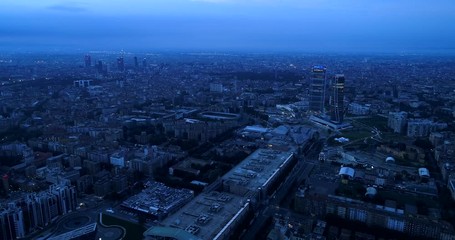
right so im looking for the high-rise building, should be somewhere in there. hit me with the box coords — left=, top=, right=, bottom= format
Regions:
left=0, top=205, right=25, bottom=239
left=24, top=196, right=41, bottom=231
left=330, top=74, right=345, bottom=123
left=142, top=58, right=147, bottom=69
left=22, top=183, right=77, bottom=231
left=134, top=56, right=139, bottom=68
left=84, top=55, right=91, bottom=68
left=309, top=66, right=327, bottom=112
left=2, top=174, right=9, bottom=195
left=388, top=112, right=408, bottom=134
left=117, top=57, right=125, bottom=72
left=97, top=60, right=103, bottom=73
left=49, top=184, right=77, bottom=215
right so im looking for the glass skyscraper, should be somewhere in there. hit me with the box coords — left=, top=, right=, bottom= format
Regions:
left=309, top=65, right=327, bottom=112
left=330, top=74, right=345, bottom=123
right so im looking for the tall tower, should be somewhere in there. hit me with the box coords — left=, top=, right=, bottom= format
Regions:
left=330, top=74, right=345, bottom=123
left=97, top=60, right=103, bottom=73
left=2, top=174, right=9, bottom=195
left=309, top=66, right=327, bottom=113
left=117, top=57, right=125, bottom=72
left=134, top=56, right=139, bottom=68
left=142, top=58, right=147, bottom=68
left=84, top=55, right=91, bottom=68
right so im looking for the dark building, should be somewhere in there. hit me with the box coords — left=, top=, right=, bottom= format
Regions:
left=134, top=56, right=139, bottom=68
left=309, top=65, right=327, bottom=112
left=2, top=174, right=9, bottom=195
left=117, top=57, right=125, bottom=72
left=84, top=55, right=91, bottom=68
left=295, top=192, right=455, bottom=239
left=0, top=205, right=25, bottom=239
left=142, top=58, right=147, bottom=69
left=97, top=60, right=103, bottom=73
left=330, top=74, right=345, bottom=123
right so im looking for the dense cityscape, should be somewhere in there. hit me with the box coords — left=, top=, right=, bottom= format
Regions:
left=0, top=52, right=455, bottom=239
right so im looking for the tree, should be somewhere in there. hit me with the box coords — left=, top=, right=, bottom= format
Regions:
left=413, top=138, right=434, bottom=150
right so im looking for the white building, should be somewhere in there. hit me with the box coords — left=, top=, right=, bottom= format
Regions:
left=110, top=151, right=126, bottom=167
left=407, top=119, right=447, bottom=137
left=388, top=111, right=407, bottom=134
left=348, top=103, right=370, bottom=115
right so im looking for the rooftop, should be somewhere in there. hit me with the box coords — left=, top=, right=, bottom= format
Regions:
left=222, top=146, right=295, bottom=193
left=339, top=167, right=355, bottom=178
left=199, top=111, right=240, bottom=120
left=144, top=226, right=201, bottom=240
left=161, top=191, right=249, bottom=240
left=121, top=181, right=194, bottom=218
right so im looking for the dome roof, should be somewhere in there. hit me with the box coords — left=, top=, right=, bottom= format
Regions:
left=365, top=187, right=377, bottom=196
left=385, top=156, right=395, bottom=162
left=339, top=167, right=355, bottom=178
left=418, top=168, right=430, bottom=178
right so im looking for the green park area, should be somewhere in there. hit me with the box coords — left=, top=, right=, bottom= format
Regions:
left=340, top=130, right=372, bottom=141
left=353, top=115, right=388, bottom=131
left=328, top=130, right=372, bottom=146
left=350, top=115, right=412, bottom=142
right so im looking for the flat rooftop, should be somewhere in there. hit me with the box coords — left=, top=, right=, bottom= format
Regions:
left=200, top=111, right=240, bottom=120
left=121, top=181, right=194, bottom=217
left=222, top=146, right=295, bottom=193
left=161, top=191, right=249, bottom=240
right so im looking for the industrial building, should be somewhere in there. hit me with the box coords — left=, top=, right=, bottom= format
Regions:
left=121, top=181, right=194, bottom=219
left=145, top=191, right=250, bottom=240
left=221, top=146, right=296, bottom=202
left=309, top=115, right=352, bottom=131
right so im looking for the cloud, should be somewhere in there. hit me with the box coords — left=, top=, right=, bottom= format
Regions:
left=47, top=2, right=87, bottom=12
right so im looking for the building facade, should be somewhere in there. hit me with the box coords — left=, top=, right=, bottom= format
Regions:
left=309, top=66, right=327, bottom=112
left=407, top=119, right=447, bottom=137
left=295, top=193, right=455, bottom=239
left=388, top=112, right=408, bottom=134
left=330, top=74, right=345, bottom=123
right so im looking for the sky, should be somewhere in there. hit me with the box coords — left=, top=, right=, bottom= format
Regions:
left=0, top=0, right=455, bottom=53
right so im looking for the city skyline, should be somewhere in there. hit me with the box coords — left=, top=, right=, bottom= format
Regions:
left=1, top=0, right=455, bottom=53
left=2, top=1, right=455, bottom=239
left=1, top=50, right=455, bottom=239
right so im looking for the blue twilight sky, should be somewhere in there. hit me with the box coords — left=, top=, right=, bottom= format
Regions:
left=1, top=0, right=455, bottom=53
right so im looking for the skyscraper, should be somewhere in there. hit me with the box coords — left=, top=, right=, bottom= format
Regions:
left=0, top=204, right=25, bottom=239
left=117, top=57, right=125, bottom=72
left=2, top=174, right=9, bottom=195
left=134, top=56, right=139, bottom=68
left=50, top=184, right=77, bottom=215
left=330, top=74, right=345, bottom=123
left=309, top=66, right=327, bottom=112
left=84, top=55, right=91, bottom=68
left=97, top=60, right=103, bottom=73
left=142, top=58, right=147, bottom=69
